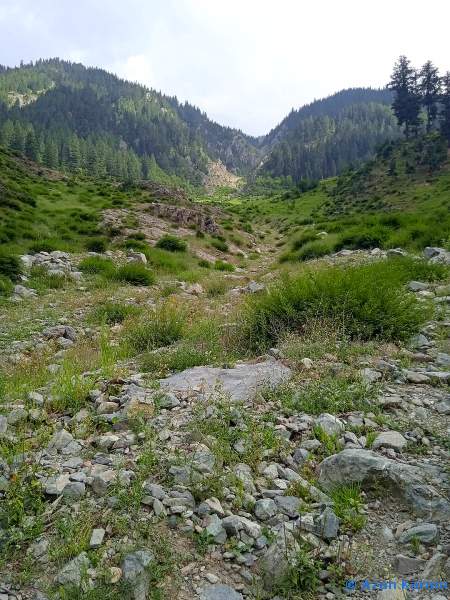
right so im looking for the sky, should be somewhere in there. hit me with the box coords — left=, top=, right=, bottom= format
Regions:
left=0, top=0, right=449, bottom=136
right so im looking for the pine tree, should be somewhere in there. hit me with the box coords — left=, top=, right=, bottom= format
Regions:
left=441, top=72, right=450, bottom=147
left=43, top=139, right=59, bottom=169
left=25, top=128, right=39, bottom=161
left=0, top=119, right=14, bottom=148
left=389, top=56, right=421, bottom=137
left=68, top=135, right=82, bottom=172
left=11, top=121, right=26, bottom=154
left=419, top=61, right=441, bottom=132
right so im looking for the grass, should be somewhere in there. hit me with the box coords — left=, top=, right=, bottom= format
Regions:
left=0, top=251, right=22, bottom=281
left=155, top=234, right=187, bottom=252
left=79, top=256, right=115, bottom=276
left=272, top=541, right=322, bottom=597
left=113, top=263, right=155, bottom=286
left=268, top=373, right=376, bottom=415
left=214, top=260, right=235, bottom=272
left=89, top=301, right=141, bottom=325
left=124, top=300, right=187, bottom=354
left=329, top=484, right=366, bottom=532
left=239, top=258, right=435, bottom=352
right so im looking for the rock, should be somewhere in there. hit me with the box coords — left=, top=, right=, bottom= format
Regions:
left=399, top=523, right=438, bottom=545
left=254, top=498, right=277, bottom=521
left=421, top=552, right=447, bottom=579
left=376, top=590, right=406, bottom=600
left=91, top=469, right=116, bottom=495
left=7, top=407, right=27, bottom=424
left=142, top=482, right=166, bottom=500
left=0, top=416, right=7, bottom=435
left=47, top=428, right=74, bottom=451
left=222, top=515, right=261, bottom=539
left=292, top=447, right=309, bottom=465
left=12, top=284, right=37, bottom=299
left=404, top=370, right=430, bottom=384
left=158, top=392, right=180, bottom=409
left=372, top=431, right=407, bottom=453
left=159, top=358, right=291, bottom=402
left=89, top=528, right=105, bottom=548
left=408, top=281, right=429, bottom=291
left=56, top=552, right=91, bottom=586
left=43, top=325, right=76, bottom=341
left=435, top=399, right=450, bottom=415
left=315, top=413, right=345, bottom=436
left=122, top=549, right=154, bottom=599
left=392, top=554, right=425, bottom=575
left=233, top=463, right=256, bottom=494
left=318, top=449, right=450, bottom=521
left=314, top=507, right=340, bottom=539
left=301, top=357, right=313, bottom=369
left=127, top=251, right=147, bottom=265
left=436, top=352, right=450, bottom=366
left=360, top=368, right=382, bottom=383
left=199, top=584, right=243, bottom=600
left=191, top=444, right=215, bottom=473
left=62, top=481, right=86, bottom=500
left=274, top=496, right=301, bottom=518
left=205, top=514, right=227, bottom=544
left=259, top=525, right=300, bottom=588
left=28, top=391, right=44, bottom=405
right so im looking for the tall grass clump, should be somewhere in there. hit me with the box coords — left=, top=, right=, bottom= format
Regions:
left=125, top=300, right=187, bottom=353
left=155, top=235, right=187, bottom=252
left=79, top=256, right=115, bottom=276
left=0, top=252, right=22, bottom=281
left=113, top=263, right=155, bottom=286
left=240, top=258, right=434, bottom=352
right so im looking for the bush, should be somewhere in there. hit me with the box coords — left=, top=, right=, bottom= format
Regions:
left=155, top=235, right=187, bottom=252
left=294, top=238, right=336, bottom=261
left=0, top=253, right=22, bottom=281
left=145, top=247, right=189, bottom=274
left=114, top=264, right=155, bottom=286
left=291, top=229, right=318, bottom=250
left=125, top=301, right=186, bottom=352
left=79, top=256, right=115, bottom=276
left=198, top=259, right=211, bottom=268
left=211, top=238, right=229, bottom=252
left=240, top=259, right=432, bottom=352
left=90, top=302, right=141, bottom=325
left=214, top=260, right=235, bottom=272
left=29, top=239, right=59, bottom=253
left=85, top=237, right=107, bottom=252
left=0, top=275, right=13, bottom=297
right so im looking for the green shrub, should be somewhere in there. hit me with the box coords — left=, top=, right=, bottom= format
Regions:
left=291, top=229, right=318, bottom=250
left=0, top=253, right=22, bottom=281
left=211, top=238, right=229, bottom=252
left=114, top=263, right=155, bottom=286
left=29, top=240, right=59, bottom=253
left=79, top=256, right=115, bottom=276
left=155, top=235, right=187, bottom=252
left=85, top=237, right=107, bottom=252
left=125, top=301, right=187, bottom=352
left=214, top=260, right=235, bottom=272
left=294, top=238, right=337, bottom=261
left=90, top=302, right=141, bottom=325
left=240, top=259, right=432, bottom=352
left=337, top=225, right=389, bottom=250
left=198, top=259, right=211, bottom=268
left=145, top=247, right=189, bottom=274
left=0, top=275, right=13, bottom=297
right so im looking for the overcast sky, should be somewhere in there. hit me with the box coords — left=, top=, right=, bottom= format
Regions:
left=1, top=0, right=449, bottom=135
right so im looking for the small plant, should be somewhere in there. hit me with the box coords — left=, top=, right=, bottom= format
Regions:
left=211, top=238, right=229, bottom=252
left=198, top=258, right=211, bottom=268
left=214, top=260, right=235, bottom=272
left=125, top=300, right=187, bottom=353
left=114, top=263, right=155, bottom=286
left=330, top=484, right=366, bottom=532
left=155, top=234, right=187, bottom=252
left=0, top=275, right=13, bottom=296
left=90, top=301, right=141, bottom=325
left=313, top=425, right=344, bottom=458
left=0, top=252, right=22, bottom=281
left=85, top=237, right=107, bottom=252
left=272, top=541, right=322, bottom=596
left=79, top=256, right=115, bottom=276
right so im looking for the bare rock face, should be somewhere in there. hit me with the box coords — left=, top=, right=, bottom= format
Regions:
left=159, top=358, right=292, bottom=402
left=318, top=449, right=450, bottom=522
left=149, top=202, right=219, bottom=234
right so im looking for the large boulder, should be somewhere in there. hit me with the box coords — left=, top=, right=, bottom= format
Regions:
left=159, top=358, right=291, bottom=402
left=318, top=449, right=450, bottom=522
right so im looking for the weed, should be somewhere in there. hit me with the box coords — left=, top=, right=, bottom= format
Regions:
left=329, top=484, right=366, bottom=532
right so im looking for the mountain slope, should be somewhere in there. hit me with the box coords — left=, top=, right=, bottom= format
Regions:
left=0, top=59, right=400, bottom=185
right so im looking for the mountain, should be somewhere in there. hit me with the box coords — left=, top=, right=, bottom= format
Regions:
left=0, top=59, right=399, bottom=185
left=259, top=88, right=400, bottom=182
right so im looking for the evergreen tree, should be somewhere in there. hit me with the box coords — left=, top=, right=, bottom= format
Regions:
left=11, top=121, right=26, bottom=153
left=67, top=135, right=82, bottom=172
left=389, top=56, right=421, bottom=137
left=25, top=128, right=39, bottom=161
left=0, top=119, right=14, bottom=148
left=441, top=72, right=450, bottom=147
left=419, top=61, right=441, bottom=132
left=43, top=138, right=59, bottom=168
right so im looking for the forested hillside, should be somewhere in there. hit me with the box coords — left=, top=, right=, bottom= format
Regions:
left=0, top=59, right=413, bottom=186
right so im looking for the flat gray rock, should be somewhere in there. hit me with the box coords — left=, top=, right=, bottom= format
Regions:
left=159, top=358, right=291, bottom=401
left=372, top=431, right=407, bottom=452
left=199, top=584, right=243, bottom=600
left=318, top=449, right=450, bottom=522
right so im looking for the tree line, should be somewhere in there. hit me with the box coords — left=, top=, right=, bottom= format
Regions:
left=389, top=56, right=450, bottom=144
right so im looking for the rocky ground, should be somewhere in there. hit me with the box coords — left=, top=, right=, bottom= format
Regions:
left=0, top=239, right=449, bottom=600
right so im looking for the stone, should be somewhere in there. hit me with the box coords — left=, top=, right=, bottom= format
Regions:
left=159, top=358, right=291, bottom=402
left=91, top=469, right=116, bottom=495
left=398, top=523, right=438, bottom=545
left=436, top=352, right=450, bottom=366
left=315, top=413, right=345, bottom=436
left=301, top=357, right=313, bottom=369
left=360, top=368, right=382, bottom=383
left=28, top=391, right=44, bottom=404
left=56, top=552, right=91, bottom=586
left=292, top=447, right=309, bottom=465
left=0, top=416, right=7, bottom=435
left=122, top=549, right=154, bottom=581
left=222, top=515, right=261, bottom=539
left=233, top=463, right=256, bottom=494
left=372, top=431, right=407, bottom=453
left=376, top=590, right=406, bottom=600
left=404, top=370, right=430, bottom=384
left=142, top=482, right=166, bottom=500
left=314, top=507, right=340, bottom=539
left=274, top=496, right=301, bottom=518
left=158, top=392, right=180, bottom=409
left=47, top=428, right=74, bottom=451
left=318, top=450, right=450, bottom=521
left=89, top=528, right=105, bottom=548
left=254, top=498, right=277, bottom=520
left=392, top=554, right=425, bottom=575
left=199, top=584, right=243, bottom=600
left=408, top=281, right=429, bottom=292
left=259, top=526, right=300, bottom=588
left=62, top=481, right=86, bottom=500
left=7, top=407, right=27, bottom=424
left=421, top=553, right=447, bottom=579
left=205, top=514, right=227, bottom=544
